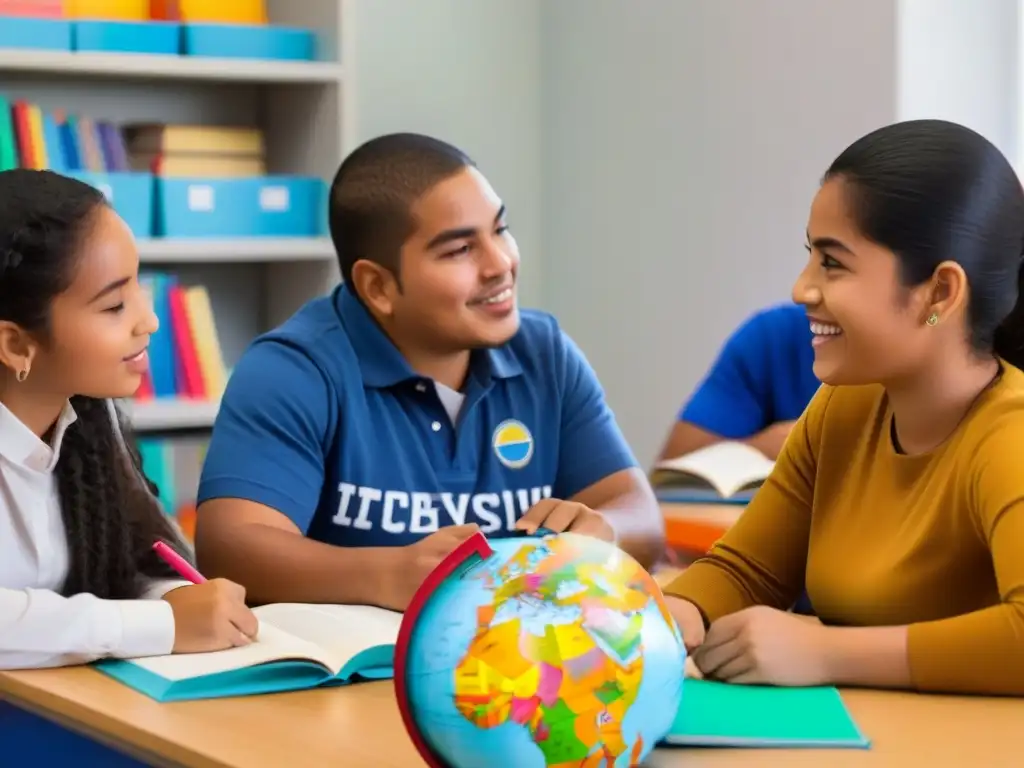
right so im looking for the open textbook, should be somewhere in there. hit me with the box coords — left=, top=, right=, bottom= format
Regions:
left=97, top=603, right=401, bottom=702
left=650, top=441, right=775, bottom=503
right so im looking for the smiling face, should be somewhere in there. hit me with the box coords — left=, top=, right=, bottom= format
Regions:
left=793, top=177, right=943, bottom=386
left=21, top=206, right=159, bottom=399
left=375, top=166, right=521, bottom=352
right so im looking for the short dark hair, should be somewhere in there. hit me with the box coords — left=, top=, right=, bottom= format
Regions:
left=824, top=119, right=1024, bottom=368
left=328, top=132, right=474, bottom=290
left=0, top=169, right=188, bottom=599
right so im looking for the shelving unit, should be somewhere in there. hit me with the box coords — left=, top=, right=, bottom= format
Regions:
left=137, top=237, right=336, bottom=264
left=123, top=398, right=221, bottom=431
left=0, top=0, right=355, bottom=434
left=0, top=49, right=344, bottom=83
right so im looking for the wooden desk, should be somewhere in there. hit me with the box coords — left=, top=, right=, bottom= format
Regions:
left=1, top=667, right=1020, bottom=767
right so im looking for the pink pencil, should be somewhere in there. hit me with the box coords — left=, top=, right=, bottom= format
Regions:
left=153, top=541, right=207, bottom=584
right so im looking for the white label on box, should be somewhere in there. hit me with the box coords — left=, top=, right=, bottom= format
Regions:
left=98, top=184, right=113, bottom=203
left=188, top=185, right=215, bottom=212
left=260, top=186, right=290, bottom=212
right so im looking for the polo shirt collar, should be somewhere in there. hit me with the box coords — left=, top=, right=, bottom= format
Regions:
left=335, top=284, right=523, bottom=388
left=0, top=399, right=77, bottom=472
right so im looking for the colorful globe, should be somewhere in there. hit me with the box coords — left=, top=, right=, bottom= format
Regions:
left=395, top=531, right=686, bottom=767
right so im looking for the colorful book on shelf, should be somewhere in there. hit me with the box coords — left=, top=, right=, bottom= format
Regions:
left=67, top=0, right=149, bottom=20
left=167, top=282, right=206, bottom=398
left=142, top=272, right=178, bottom=398
left=661, top=679, right=870, bottom=749
left=150, top=0, right=268, bottom=24
left=0, top=95, right=17, bottom=172
left=124, top=123, right=266, bottom=157
left=97, top=603, right=401, bottom=703
left=0, top=1, right=64, bottom=17
left=131, top=152, right=267, bottom=177
left=123, top=122, right=266, bottom=179
left=135, top=271, right=228, bottom=404
left=0, top=97, right=132, bottom=175
left=136, top=432, right=207, bottom=538
left=183, top=284, right=229, bottom=398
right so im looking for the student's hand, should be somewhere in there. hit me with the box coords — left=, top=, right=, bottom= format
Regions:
left=163, top=579, right=260, bottom=654
left=384, top=524, right=482, bottom=611
left=692, top=605, right=831, bottom=686
left=515, top=499, right=615, bottom=541
left=666, top=596, right=706, bottom=654
left=684, top=656, right=704, bottom=679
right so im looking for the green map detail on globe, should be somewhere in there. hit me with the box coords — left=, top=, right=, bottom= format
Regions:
left=451, top=534, right=679, bottom=767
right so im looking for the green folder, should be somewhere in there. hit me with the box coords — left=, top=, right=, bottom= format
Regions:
left=661, top=679, right=870, bottom=748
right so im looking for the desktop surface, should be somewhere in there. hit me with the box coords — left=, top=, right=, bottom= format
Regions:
left=0, top=666, right=1019, bottom=767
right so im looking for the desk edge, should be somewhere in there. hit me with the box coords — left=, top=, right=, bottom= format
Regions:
left=0, top=672, right=223, bottom=768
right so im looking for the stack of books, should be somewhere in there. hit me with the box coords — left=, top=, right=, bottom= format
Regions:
left=125, top=123, right=267, bottom=178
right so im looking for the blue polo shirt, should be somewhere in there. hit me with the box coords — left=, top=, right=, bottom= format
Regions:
left=197, top=284, right=639, bottom=548
left=680, top=303, right=819, bottom=436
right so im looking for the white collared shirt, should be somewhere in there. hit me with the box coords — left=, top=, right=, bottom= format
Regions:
left=0, top=400, right=187, bottom=670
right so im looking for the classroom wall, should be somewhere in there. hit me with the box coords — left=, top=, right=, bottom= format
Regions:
left=897, top=0, right=1018, bottom=163
left=540, top=0, right=899, bottom=466
left=351, top=0, right=545, bottom=308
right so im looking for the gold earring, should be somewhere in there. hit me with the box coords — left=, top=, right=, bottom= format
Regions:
left=15, top=366, right=28, bottom=383
left=926, top=312, right=939, bottom=327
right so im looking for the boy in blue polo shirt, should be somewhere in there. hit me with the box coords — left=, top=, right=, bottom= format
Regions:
left=658, top=303, right=820, bottom=461
left=194, top=133, right=664, bottom=611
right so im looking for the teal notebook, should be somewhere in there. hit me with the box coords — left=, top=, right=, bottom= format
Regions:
left=97, top=603, right=401, bottom=703
left=662, top=679, right=870, bottom=748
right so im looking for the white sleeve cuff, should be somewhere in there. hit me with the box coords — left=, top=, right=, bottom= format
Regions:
left=114, top=599, right=176, bottom=659
left=140, top=578, right=193, bottom=600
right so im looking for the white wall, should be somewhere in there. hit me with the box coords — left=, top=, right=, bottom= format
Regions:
left=541, top=0, right=899, bottom=466
left=897, top=0, right=1018, bottom=162
left=351, top=0, right=545, bottom=306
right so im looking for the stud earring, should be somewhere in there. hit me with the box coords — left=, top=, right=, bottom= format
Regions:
left=926, top=313, right=939, bottom=327
left=15, top=365, right=29, bottom=383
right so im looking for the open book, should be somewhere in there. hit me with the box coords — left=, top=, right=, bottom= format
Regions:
left=650, top=441, right=774, bottom=504
left=96, top=603, right=401, bottom=703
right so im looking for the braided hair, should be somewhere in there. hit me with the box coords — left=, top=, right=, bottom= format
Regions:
left=0, top=169, right=188, bottom=599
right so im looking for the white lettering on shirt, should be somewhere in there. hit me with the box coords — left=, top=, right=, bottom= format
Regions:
left=409, top=492, right=439, bottom=533
left=381, top=490, right=409, bottom=534
left=330, top=485, right=553, bottom=535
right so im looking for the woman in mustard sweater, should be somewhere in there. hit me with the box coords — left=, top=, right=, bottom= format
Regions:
left=666, top=119, right=1024, bottom=697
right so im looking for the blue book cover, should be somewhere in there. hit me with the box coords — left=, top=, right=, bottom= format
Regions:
left=141, top=272, right=178, bottom=398
left=42, top=110, right=67, bottom=173
left=136, top=437, right=174, bottom=514
left=96, top=603, right=401, bottom=703
left=655, top=487, right=755, bottom=505
left=59, top=114, right=84, bottom=172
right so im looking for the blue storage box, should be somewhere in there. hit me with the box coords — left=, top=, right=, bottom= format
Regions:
left=73, top=20, right=180, bottom=55
left=67, top=171, right=155, bottom=239
left=155, top=176, right=323, bottom=238
left=0, top=17, right=72, bottom=51
left=254, top=176, right=324, bottom=236
left=183, top=23, right=315, bottom=61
